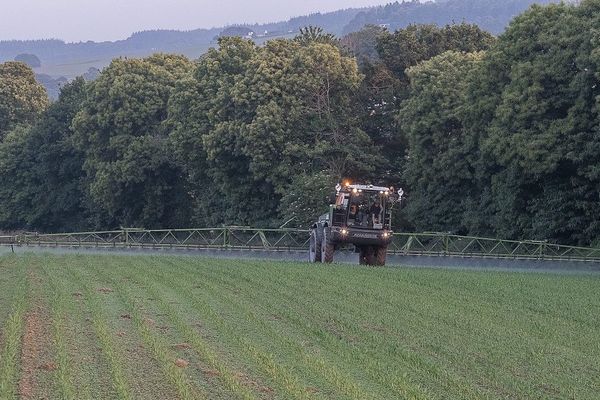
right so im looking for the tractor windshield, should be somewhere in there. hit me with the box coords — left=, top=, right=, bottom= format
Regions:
left=347, top=191, right=387, bottom=229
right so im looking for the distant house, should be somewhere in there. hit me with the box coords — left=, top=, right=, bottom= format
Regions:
left=218, top=26, right=256, bottom=39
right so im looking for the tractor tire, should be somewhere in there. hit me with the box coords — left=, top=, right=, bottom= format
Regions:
left=360, top=246, right=376, bottom=266
left=358, top=247, right=367, bottom=265
left=365, top=246, right=376, bottom=266
left=321, top=229, right=334, bottom=264
left=375, top=246, right=388, bottom=266
left=309, top=229, right=321, bottom=263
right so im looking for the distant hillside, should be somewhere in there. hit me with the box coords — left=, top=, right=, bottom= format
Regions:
left=0, top=0, right=560, bottom=86
left=0, top=8, right=364, bottom=82
left=343, top=0, right=559, bottom=34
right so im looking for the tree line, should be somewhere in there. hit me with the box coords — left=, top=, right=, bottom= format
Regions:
left=343, top=0, right=559, bottom=35
left=0, top=0, right=598, bottom=246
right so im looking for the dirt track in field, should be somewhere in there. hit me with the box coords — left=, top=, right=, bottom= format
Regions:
left=19, top=271, right=55, bottom=399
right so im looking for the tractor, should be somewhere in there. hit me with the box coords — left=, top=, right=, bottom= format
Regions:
left=309, top=183, right=403, bottom=266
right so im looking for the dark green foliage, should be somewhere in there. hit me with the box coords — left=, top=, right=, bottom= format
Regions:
left=169, top=38, right=278, bottom=227
left=0, top=79, right=91, bottom=231
left=464, top=0, right=600, bottom=244
left=399, top=51, right=484, bottom=233
left=0, top=61, right=48, bottom=139
left=73, top=54, right=195, bottom=229
left=0, top=0, right=598, bottom=246
left=376, top=23, right=495, bottom=89
left=353, top=23, right=495, bottom=190
left=339, top=25, right=385, bottom=67
left=295, top=26, right=338, bottom=46
left=170, top=37, right=380, bottom=227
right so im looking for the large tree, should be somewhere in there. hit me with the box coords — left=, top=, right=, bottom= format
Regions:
left=399, top=51, right=484, bottom=233
left=0, top=78, right=90, bottom=231
left=73, top=54, right=194, bottom=229
left=376, top=23, right=495, bottom=95
left=0, top=61, right=48, bottom=139
left=241, top=38, right=380, bottom=226
left=351, top=23, right=496, bottom=189
left=168, top=38, right=272, bottom=227
left=170, top=36, right=380, bottom=227
left=465, top=0, right=600, bottom=244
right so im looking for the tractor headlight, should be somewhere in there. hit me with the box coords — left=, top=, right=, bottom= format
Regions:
left=382, top=231, right=390, bottom=238
left=341, top=229, right=348, bottom=235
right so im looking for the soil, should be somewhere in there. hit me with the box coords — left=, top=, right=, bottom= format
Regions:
left=39, top=362, right=58, bottom=371
left=18, top=272, right=55, bottom=399
left=174, top=358, right=189, bottom=368
left=235, top=372, right=275, bottom=396
left=200, top=367, right=220, bottom=377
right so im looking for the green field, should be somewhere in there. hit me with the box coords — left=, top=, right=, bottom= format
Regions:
left=0, top=254, right=598, bottom=399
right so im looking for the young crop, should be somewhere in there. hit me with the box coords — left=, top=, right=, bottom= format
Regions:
left=1, top=253, right=599, bottom=399
left=40, top=263, right=76, bottom=400
left=81, top=261, right=205, bottom=400
left=0, top=258, right=28, bottom=400
left=65, top=264, right=133, bottom=400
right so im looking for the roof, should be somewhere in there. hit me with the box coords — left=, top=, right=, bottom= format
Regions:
left=344, top=184, right=391, bottom=192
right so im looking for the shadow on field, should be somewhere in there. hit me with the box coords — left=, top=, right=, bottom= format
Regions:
left=1, top=245, right=600, bottom=275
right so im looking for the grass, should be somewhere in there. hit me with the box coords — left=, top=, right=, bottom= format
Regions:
left=0, top=254, right=599, bottom=399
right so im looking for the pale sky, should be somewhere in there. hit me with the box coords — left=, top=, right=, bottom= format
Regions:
left=0, top=0, right=392, bottom=42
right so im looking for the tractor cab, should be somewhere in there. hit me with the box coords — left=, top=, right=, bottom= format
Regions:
left=331, top=184, right=393, bottom=230
left=311, top=182, right=402, bottom=266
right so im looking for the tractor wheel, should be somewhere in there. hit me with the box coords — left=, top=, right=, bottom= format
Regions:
left=321, top=229, right=334, bottom=264
left=365, top=246, right=376, bottom=266
left=360, top=246, right=376, bottom=266
left=358, top=247, right=367, bottom=265
left=375, top=246, right=388, bottom=266
left=309, top=229, right=321, bottom=263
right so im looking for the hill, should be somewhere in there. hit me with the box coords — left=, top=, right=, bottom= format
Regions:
left=0, top=8, right=364, bottom=81
left=343, top=0, right=559, bottom=34
left=0, top=0, right=560, bottom=84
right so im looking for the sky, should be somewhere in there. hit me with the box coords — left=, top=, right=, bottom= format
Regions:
left=0, top=0, right=392, bottom=42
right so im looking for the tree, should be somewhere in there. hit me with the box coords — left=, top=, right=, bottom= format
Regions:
left=340, top=25, right=386, bottom=68
left=73, top=54, right=194, bottom=229
left=399, top=51, right=484, bottom=233
left=376, top=23, right=495, bottom=92
left=240, top=39, right=381, bottom=225
left=465, top=0, right=600, bottom=244
left=352, top=23, right=494, bottom=189
left=0, top=61, right=48, bottom=139
left=170, top=37, right=381, bottom=227
left=0, top=78, right=90, bottom=231
left=295, top=26, right=338, bottom=46
left=169, top=37, right=273, bottom=227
